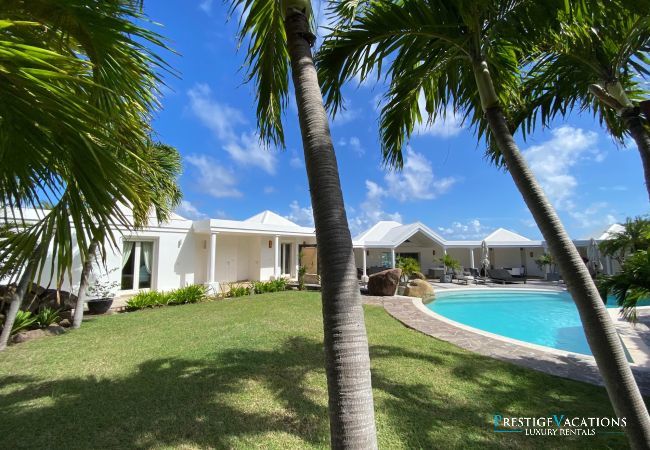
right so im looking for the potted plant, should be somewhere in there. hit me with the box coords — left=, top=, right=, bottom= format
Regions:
left=535, top=253, right=560, bottom=281
left=439, top=254, right=460, bottom=283
left=85, top=269, right=120, bottom=314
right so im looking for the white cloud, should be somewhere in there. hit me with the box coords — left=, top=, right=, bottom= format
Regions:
left=188, top=83, right=278, bottom=175
left=176, top=200, right=207, bottom=220
left=437, top=219, right=493, bottom=240
left=223, top=132, right=276, bottom=174
left=522, top=126, right=601, bottom=211
left=348, top=180, right=403, bottom=235
left=199, top=0, right=213, bottom=13
left=383, top=148, right=458, bottom=202
left=414, top=95, right=464, bottom=138
left=331, top=107, right=360, bottom=126
left=289, top=149, right=304, bottom=169
left=263, top=186, right=275, bottom=194
left=338, top=136, right=365, bottom=156
left=185, top=154, right=242, bottom=198
left=286, top=201, right=314, bottom=227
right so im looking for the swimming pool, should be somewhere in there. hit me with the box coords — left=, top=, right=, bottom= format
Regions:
left=426, top=290, right=623, bottom=356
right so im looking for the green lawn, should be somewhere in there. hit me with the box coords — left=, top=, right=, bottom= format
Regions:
left=0, top=291, right=630, bottom=448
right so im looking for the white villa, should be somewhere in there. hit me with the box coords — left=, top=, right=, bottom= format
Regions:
left=4, top=208, right=622, bottom=295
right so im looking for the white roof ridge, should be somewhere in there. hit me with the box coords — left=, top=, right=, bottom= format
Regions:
left=483, top=227, right=531, bottom=242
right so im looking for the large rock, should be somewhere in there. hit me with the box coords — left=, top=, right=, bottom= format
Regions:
left=367, top=268, right=402, bottom=296
left=404, top=279, right=435, bottom=299
left=410, top=271, right=426, bottom=280
left=12, top=325, right=66, bottom=344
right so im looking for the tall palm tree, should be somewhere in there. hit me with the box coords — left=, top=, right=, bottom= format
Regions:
left=600, top=216, right=650, bottom=263
left=0, top=0, right=171, bottom=348
left=0, top=0, right=170, bottom=282
left=228, top=0, right=377, bottom=446
left=522, top=2, right=650, bottom=200
left=317, top=0, right=650, bottom=446
left=73, top=142, right=182, bottom=329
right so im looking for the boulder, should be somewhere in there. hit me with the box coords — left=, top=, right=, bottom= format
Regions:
left=410, top=271, right=426, bottom=280
left=12, top=325, right=66, bottom=344
left=58, top=318, right=72, bottom=328
left=404, top=279, right=435, bottom=299
left=368, top=268, right=402, bottom=296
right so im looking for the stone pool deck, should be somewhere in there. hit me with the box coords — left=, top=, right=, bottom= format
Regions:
left=362, top=291, right=650, bottom=396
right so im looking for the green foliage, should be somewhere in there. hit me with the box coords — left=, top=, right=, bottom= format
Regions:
left=10, top=311, right=36, bottom=335
left=125, top=291, right=169, bottom=311
left=34, top=308, right=61, bottom=328
left=226, top=284, right=252, bottom=298
left=126, top=285, right=208, bottom=311
left=396, top=257, right=420, bottom=278
left=599, top=216, right=650, bottom=261
left=253, top=279, right=288, bottom=294
left=439, top=254, right=460, bottom=271
left=298, top=266, right=307, bottom=291
left=535, top=253, right=557, bottom=273
left=598, top=250, right=650, bottom=321
left=168, top=285, right=208, bottom=305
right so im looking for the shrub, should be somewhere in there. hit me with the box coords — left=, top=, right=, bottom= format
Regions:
left=126, top=291, right=169, bottom=311
left=253, top=278, right=288, bottom=294
left=226, top=285, right=251, bottom=298
left=397, top=257, right=420, bottom=280
left=35, top=307, right=61, bottom=328
left=169, top=284, right=208, bottom=304
left=298, top=266, right=307, bottom=291
left=11, top=311, right=36, bottom=335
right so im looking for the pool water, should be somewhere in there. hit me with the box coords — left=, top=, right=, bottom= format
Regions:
left=427, top=290, right=631, bottom=356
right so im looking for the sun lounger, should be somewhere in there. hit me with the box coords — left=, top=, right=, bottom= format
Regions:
left=487, top=268, right=527, bottom=284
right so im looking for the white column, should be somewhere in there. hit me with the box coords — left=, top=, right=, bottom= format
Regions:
left=274, top=235, right=280, bottom=278
left=443, top=246, right=447, bottom=256
left=390, top=248, right=396, bottom=269
left=208, top=233, right=217, bottom=283
left=362, top=247, right=367, bottom=277
left=294, top=239, right=300, bottom=278
left=606, top=255, right=613, bottom=275
left=469, top=248, right=475, bottom=269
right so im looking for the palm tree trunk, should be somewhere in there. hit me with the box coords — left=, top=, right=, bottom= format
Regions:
left=473, top=61, right=650, bottom=446
left=72, top=239, right=98, bottom=329
left=0, top=258, right=37, bottom=351
left=622, top=108, right=650, bottom=202
left=285, top=9, right=378, bottom=449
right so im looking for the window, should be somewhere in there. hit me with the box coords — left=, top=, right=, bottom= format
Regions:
left=397, top=252, right=420, bottom=263
left=380, top=252, right=392, bottom=268
left=120, top=241, right=154, bottom=290
left=280, top=243, right=292, bottom=275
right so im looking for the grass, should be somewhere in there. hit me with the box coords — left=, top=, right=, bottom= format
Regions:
left=0, top=291, right=632, bottom=449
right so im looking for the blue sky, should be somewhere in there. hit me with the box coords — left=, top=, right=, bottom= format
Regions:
left=146, top=1, right=647, bottom=240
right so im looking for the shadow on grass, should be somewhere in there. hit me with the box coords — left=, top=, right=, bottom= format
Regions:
left=0, top=336, right=626, bottom=449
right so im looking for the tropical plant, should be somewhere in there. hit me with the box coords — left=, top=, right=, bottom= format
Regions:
left=522, top=2, right=650, bottom=200
left=125, top=291, right=168, bottom=311
left=438, top=255, right=460, bottom=273
left=599, top=250, right=650, bottom=322
left=73, top=142, right=183, bottom=329
left=225, top=284, right=252, bottom=298
left=169, top=284, right=208, bottom=304
left=227, top=0, right=377, bottom=443
left=317, top=0, right=650, bottom=444
left=8, top=310, right=37, bottom=336
left=535, top=253, right=558, bottom=274
left=298, top=265, right=307, bottom=291
left=600, top=217, right=650, bottom=263
left=34, top=307, right=61, bottom=328
left=0, top=0, right=173, bottom=347
left=396, top=257, right=421, bottom=280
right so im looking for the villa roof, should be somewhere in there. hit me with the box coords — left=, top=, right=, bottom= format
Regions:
left=193, top=210, right=315, bottom=236
left=353, top=221, right=542, bottom=248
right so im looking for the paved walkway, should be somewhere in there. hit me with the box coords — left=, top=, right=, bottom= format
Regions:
left=364, top=294, right=650, bottom=395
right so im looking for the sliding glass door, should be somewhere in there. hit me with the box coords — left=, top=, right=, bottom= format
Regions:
left=121, top=241, right=154, bottom=290
left=280, top=243, right=292, bottom=276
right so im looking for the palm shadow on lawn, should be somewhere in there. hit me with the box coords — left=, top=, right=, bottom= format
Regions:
left=0, top=336, right=627, bottom=449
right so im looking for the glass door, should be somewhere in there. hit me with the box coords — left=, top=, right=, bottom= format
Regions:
left=120, top=241, right=154, bottom=290
left=280, top=243, right=291, bottom=276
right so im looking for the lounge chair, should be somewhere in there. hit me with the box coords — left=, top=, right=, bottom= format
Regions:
left=452, top=268, right=475, bottom=285
left=487, top=268, right=527, bottom=284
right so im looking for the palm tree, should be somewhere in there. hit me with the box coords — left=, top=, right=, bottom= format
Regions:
left=228, top=0, right=377, bottom=446
left=600, top=216, right=650, bottom=263
left=599, top=249, right=650, bottom=321
left=523, top=2, right=650, bottom=200
left=0, top=0, right=171, bottom=348
left=0, top=0, right=170, bottom=281
left=73, top=142, right=182, bottom=329
left=317, top=0, right=650, bottom=445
